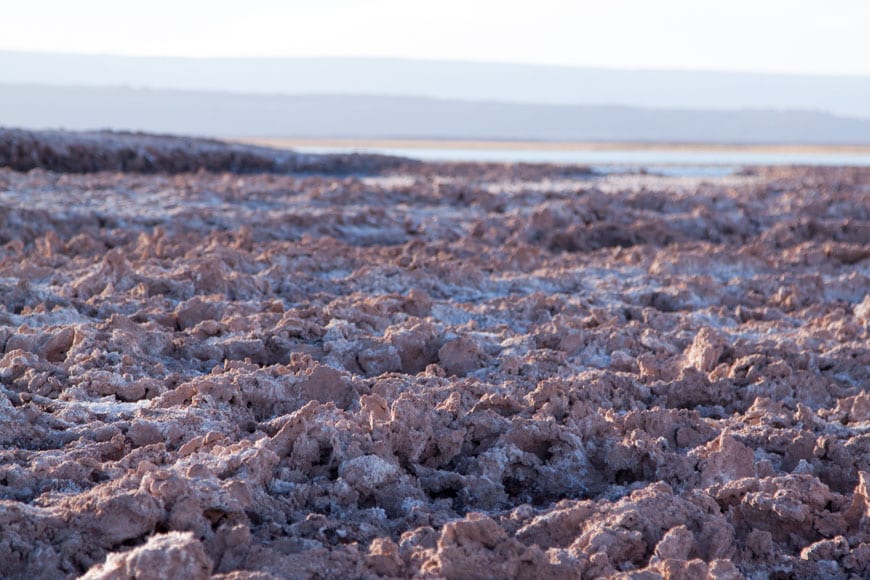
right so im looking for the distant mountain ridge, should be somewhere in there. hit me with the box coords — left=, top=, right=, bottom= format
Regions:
left=3, top=50, right=870, bottom=119
left=2, top=83, right=870, bottom=144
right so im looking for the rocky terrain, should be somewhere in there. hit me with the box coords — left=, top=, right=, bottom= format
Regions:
left=0, top=131, right=868, bottom=579
left=0, top=128, right=408, bottom=175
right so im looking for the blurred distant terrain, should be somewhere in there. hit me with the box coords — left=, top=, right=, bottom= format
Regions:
left=2, top=51, right=870, bottom=143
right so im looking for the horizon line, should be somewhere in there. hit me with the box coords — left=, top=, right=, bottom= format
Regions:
left=3, top=48, right=870, bottom=80
left=0, top=81, right=860, bottom=119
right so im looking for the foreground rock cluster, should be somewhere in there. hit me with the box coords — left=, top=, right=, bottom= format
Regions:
left=0, top=140, right=868, bottom=578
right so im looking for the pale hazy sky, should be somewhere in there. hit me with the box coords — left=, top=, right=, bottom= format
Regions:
left=3, top=0, right=869, bottom=75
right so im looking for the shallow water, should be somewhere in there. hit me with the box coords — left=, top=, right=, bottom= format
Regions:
left=297, top=145, right=870, bottom=176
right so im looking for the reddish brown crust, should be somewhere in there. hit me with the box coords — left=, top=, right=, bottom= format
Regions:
left=0, top=148, right=868, bottom=578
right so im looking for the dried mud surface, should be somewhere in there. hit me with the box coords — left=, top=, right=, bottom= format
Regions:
left=0, top=152, right=869, bottom=579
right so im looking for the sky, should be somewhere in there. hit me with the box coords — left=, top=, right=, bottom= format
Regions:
left=2, top=0, right=870, bottom=76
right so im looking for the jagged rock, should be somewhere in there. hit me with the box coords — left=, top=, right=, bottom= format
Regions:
left=0, top=144, right=867, bottom=578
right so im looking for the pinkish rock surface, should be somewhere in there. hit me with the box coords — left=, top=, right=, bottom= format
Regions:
left=0, top=132, right=868, bottom=578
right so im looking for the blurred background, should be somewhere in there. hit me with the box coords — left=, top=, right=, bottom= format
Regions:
left=3, top=0, right=870, bottom=164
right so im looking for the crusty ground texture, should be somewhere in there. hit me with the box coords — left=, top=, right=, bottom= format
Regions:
left=0, top=146, right=869, bottom=579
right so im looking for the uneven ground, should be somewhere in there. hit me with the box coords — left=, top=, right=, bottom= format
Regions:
left=0, top=144, right=869, bottom=579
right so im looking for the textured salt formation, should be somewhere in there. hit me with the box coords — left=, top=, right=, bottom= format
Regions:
left=0, top=127, right=409, bottom=175
left=0, top=143, right=868, bottom=579
left=82, top=532, right=212, bottom=580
